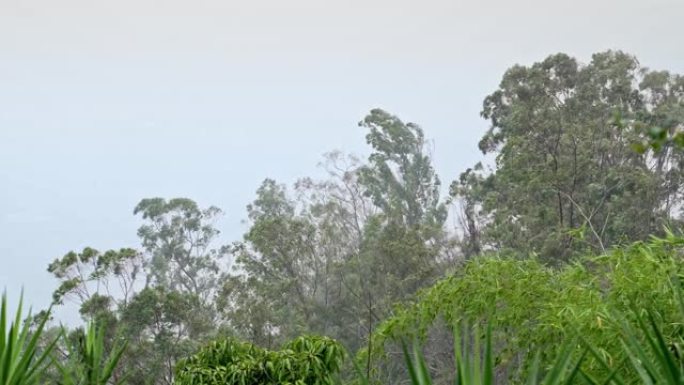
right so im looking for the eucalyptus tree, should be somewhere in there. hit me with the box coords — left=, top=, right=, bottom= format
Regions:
left=48, top=248, right=143, bottom=309
left=359, top=109, right=447, bottom=231
left=347, top=110, right=449, bottom=335
left=47, top=198, right=227, bottom=385
left=221, top=178, right=346, bottom=347
left=134, top=198, right=226, bottom=304
left=221, top=179, right=311, bottom=346
left=352, top=109, right=449, bottom=379
left=453, top=51, right=684, bottom=263
left=223, top=110, right=449, bottom=375
left=47, top=247, right=143, bottom=341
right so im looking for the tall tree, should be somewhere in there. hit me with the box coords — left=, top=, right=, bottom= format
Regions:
left=221, top=179, right=313, bottom=346
left=48, top=247, right=143, bottom=309
left=355, top=109, right=448, bottom=314
left=47, top=198, right=227, bottom=385
left=359, top=109, right=447, bottom=230
left=222, top=110, right=449, bottom=383
left=134, top=198, right=226, bottom=303
left=453, top=51, right=684, bottom=262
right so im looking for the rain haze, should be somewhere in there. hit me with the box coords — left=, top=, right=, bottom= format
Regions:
left=1, top=0, right=683, bottom=324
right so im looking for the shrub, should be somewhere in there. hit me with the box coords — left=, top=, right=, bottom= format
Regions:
left=364, top=234, right=684, bottom=383
left=0, top=293, right=57, bottom=385
left=54, top=322, right=128, bottom=385
left=175, top=335, right=345, bottom=385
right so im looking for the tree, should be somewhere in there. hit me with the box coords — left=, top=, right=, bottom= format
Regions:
left=47, top=247, right=143, bottom=339
left=453, top=51, right=684, bottom=262
left=356, top=109, right=447, bottom=315
left=47, top=198, right=227, bottom=385
left=48, top=247, right=143, bottom=310
left=222, top=179, right=324, bottom=347
left=222, top=110, right=449, bottom=384
left=134, top=198, right=226, bottom=303
left=629, top=70, right=684, bottom=152
left=359, top=109, right=447, bottom=230
left=118, top=287, right=210, bottom=385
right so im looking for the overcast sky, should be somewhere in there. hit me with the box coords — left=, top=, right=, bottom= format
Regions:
left=1, top=0, right=683, bottom=322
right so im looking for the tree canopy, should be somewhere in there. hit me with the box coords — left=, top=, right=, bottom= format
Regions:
left=453, top=51, right=684, bottom=262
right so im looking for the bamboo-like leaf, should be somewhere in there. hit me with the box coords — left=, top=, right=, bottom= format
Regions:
left=57, top=322, right=128, bottom=385
left=483, top=324, right=493, bottom=385
left=413, top=343, right=432, bottom=385
left=526, top=352, right=541, bottom=385
left=0, top=292, right=56, bottom=385
left=401, top=340, right=421, bottom=385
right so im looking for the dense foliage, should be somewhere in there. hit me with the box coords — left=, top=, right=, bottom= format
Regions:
left=367, top=233, right=684, bottom=383
left=0, top=294, right=56, bottom=385
left=0, top=296, right=131, bottom=385
left=55, top=323, right=128, bottom=385
left=453, top=51, right=684, bottom=262
left=175, top=336, right=344, bottom=385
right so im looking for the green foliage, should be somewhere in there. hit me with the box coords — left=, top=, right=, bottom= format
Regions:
left=358, top=278, right=684, bottom=385
left=359, top=109, right=447, bottom=229
left=578, top=277, right=684, bottom=385
left=0, top=293, right=58, bottom=385
left=453, top=51, right=684, bottom=262
left=367, top=234, right=684, bottom=383
left=353, top=324, right=587, bottom=385
left=117, top=286, right=212, bottom=385
left=223, top=110, right=449, bottom=356
left=134, top=197, right=226, bottom=300
left=612, top=309, right=684, bottom=385
left=620, top=70, right=684, bottom=154
left=47, top=198, right=226, bottom=385
left=175, top=336, right=345, bottom=385
left=47, top=248, right=142, bottom=307
left=55, top=322, right=128, bottom=385
left=223, top=178, right=322, bottom=347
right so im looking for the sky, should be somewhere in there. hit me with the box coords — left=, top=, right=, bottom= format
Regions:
left=1, top=0, right=683, bottom=322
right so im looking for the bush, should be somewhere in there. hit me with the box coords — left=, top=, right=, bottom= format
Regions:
left=175, top=335, right=345, bottom=385
left=0, top=293, right=57, bottom=385
left=365, top=233, right=684, bottom=383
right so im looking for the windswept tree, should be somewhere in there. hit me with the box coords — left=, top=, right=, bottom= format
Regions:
left=223, top=110, right=449, bottom=376
left=355, top=109, right=448, bottom=321
left=359, top=109, right=447, bottom=230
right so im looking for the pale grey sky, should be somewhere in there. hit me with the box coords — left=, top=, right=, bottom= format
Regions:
left=1, top=0, right=683, bottom=321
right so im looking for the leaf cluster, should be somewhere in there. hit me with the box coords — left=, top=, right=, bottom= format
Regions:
left=366, top=233, right=684, bottom=383
left=175, top=336, right=345, bottom=385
